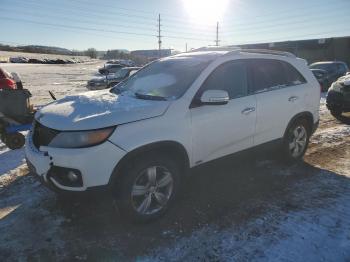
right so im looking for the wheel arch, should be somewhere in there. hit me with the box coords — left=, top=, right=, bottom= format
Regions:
left=108, top=140, right=190, bottom=185
left=284, top=111, right=314, bottom=137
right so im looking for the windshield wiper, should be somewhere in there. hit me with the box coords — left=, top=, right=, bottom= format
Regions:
left=134, top=92, right=166, bottom=101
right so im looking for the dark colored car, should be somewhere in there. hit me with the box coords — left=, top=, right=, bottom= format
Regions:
left=326, top=75, right=350, bottom=117
left=0, top=67, right=16, bottom=89
left=311, top=69, right=330, bottom=91
left=98, top=64, right=124, bottom=75
left=309, top=61, right=349, bottom=90
left=87, top=67, right=140, bottom=90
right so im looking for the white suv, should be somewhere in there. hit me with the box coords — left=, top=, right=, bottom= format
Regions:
left=25, top=49, right=320, bottom=221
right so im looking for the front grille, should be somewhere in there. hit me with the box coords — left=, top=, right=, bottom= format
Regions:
left=32, top=121, right=60, bottom=148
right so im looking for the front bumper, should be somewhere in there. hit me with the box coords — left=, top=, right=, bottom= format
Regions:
left=25, top=132, right=126, bottom=192
left=86, top=82, right=108, bottom=90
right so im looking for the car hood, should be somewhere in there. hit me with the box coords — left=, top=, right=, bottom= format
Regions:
left=36, top=90, right=170, bottom=131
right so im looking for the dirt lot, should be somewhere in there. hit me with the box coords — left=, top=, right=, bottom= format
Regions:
left=0, top=63, right=350, bottom=261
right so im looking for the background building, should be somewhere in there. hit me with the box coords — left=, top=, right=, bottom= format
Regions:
left=130, top=49, right=172, bottom=60
left=238, top=36, right=350, bottom=65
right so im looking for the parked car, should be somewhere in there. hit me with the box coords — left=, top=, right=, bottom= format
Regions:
left=310, top=69, right=330, bottom=91
left=106, top=60, right=135, bottom=66
left=10, top=56, right=28, bottom=63
left=0, top=67, right=16, bottom=89
left=309, top=61, right=349, bottom=89
left=326, top=74, right=350, bottom=117
left=25, top=49, right=320, bottom=222
left=87, top=67, right=140, bottom=90
left=98, top=64, right=124, bottom=75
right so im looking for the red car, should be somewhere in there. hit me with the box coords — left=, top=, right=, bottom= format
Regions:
left=0, top=67, right=16, bottom=89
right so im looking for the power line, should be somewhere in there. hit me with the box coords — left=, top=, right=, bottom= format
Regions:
left=11, top=0, right=218, bottom=32
left=1, top=7, right=216, bottom=39
left=0, top=16, right=213, bottom=43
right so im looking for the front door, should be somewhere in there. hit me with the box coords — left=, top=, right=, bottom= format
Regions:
left=190, top=60, right=257, bottom=165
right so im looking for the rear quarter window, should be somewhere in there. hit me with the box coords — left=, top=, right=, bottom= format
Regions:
left=281, top=61, right=307, bottom=85
left=251, top=59, right=288, bottom=93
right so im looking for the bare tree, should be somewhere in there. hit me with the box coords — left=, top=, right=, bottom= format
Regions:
left=84, top=48, right=97, bottom=59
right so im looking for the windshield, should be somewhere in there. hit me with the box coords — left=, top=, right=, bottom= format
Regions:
left=114, top=68, right=129, bottom=78
left=111, top=57, right=211, bottom=100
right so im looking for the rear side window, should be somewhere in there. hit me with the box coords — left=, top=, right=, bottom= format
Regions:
left=199, top=61, right=248, bottom=99
left=337, top=63, right=348, bottom=74
left=282, top=61, right=307, bottom=85
left=252, top=59, right=288, bottom=93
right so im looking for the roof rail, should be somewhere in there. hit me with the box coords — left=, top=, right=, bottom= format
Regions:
left=191, top=46, right=241, bottom=52
left=237, top=49, right=296, bottom=58
left=189, top=47, right=296, bottom=58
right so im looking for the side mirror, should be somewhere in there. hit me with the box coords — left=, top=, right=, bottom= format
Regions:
left=200, top=90, right=229, bottom=105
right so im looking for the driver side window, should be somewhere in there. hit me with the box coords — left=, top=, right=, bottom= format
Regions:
left=199, top=61, right=248, bottom=100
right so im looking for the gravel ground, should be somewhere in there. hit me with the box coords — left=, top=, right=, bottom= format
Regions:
left=0, top=63, right=350, bottom=261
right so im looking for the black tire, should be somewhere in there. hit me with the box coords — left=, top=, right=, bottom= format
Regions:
left=282, top=119, right=310, bottom=163
left=330, top=109, right=342, bottom=118
left=114, top=153, right=181, bottom=223
left=4, top=132, right=25, bottom=150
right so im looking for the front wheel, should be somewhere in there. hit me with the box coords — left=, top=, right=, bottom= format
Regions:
left=114, top=154, right=181, bottom=222
left=282, top=119, right=310, bottom=163
left=4, top=132, right=25, bottom=150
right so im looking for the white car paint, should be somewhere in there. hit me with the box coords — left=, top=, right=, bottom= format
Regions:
left=37, top=90, right=171, bottom=131
left=25, top=50, right=320, bottom=192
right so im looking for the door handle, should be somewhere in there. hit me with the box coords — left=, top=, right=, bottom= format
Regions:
left=241, top=107, right=255, bottom=115
left=288, top=96, right=298, bottom=102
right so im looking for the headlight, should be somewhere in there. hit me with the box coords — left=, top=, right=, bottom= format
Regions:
left=49, top=127, right=115, bottom=148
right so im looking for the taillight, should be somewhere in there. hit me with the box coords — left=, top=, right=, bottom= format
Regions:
left=4, top=78, right=16, bottom=89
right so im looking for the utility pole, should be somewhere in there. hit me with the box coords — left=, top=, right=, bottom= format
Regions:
left=215, top=22, right=220, bottom=46
left=185, top=43, right=188, bottom=52
left=157, top=14, right=162, bottom=58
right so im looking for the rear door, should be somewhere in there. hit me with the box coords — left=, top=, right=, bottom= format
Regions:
left=251, top=59, right=308, bottom=146
left=190, top=60, right=257, bottom=164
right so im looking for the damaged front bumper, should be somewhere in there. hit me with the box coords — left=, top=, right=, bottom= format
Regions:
left=25, top=131, right=126, bottom=192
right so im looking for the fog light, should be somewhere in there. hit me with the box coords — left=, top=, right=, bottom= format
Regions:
left=48, top=166, right=83, bottom=187
left=67, top=171, right=78, bottom=182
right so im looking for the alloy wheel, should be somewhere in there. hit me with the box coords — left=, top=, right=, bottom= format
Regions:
left=289, top=125, right=307, bottom=158
left=131, top=166, right=174, bottom=215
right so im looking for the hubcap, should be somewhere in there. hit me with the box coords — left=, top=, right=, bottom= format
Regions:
left=289, top=125, right=307, bottom=158
left=131, top=166, right=173, bottom=215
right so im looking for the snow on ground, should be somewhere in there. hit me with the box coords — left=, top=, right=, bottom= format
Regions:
left=1, top=63, right=350, bottom=261
left=1, top=60, right=104, bottom=105
left=141, top=171, right=350, bottom=261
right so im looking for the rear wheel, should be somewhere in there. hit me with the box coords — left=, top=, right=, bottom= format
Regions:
left=4, top=132, right=25, bottom=150
left=282, top=119, right=310, bottom=163
left=114, top=154, right=181, bottom=222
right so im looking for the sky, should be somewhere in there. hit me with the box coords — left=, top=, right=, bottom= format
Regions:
left=1, top=0, right=349, bottom=52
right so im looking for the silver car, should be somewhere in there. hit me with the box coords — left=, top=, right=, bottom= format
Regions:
left=87, top=67, right=140, bottom=90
